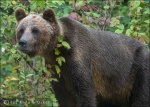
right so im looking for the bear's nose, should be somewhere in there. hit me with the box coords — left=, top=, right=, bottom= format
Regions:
left=19, top=40, right=27, bottom=47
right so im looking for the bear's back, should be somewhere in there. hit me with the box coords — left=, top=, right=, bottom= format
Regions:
left=59, top=17, right=149, bottom=97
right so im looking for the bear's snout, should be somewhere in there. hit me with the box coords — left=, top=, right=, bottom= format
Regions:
left=19, top=40, right=27, bottom=47
left=18, top=39, right=30, bottom=53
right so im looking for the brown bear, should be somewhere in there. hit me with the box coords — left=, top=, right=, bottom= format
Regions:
left=15, top=8, right=149, bottom=107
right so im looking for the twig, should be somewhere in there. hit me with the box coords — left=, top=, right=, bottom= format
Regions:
left=2, top=33, right=13, bottom=46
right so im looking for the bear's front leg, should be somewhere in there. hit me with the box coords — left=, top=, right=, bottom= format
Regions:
left=65, top=61, right=96, bottom=107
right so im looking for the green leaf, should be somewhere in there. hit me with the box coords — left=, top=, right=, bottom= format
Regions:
left=117, top=24, right=124, bottom=30
left=33, top=80, right=37, bottom=84
left=104, top=5, right=110, bottom=9
left=130, top=25, right=134, bottom=30
left=137, top=7, right=142, bottom=13
left=126, top=29, right=132, bottom=36
left=82, top=14, right=87, bottom=23
left=26, top=79, right=31, bottom=82
left=10, top=48, right=16, bottom=54
left=12, top=1, right=17, bottom=4
left=76, top=1, right=83, bottom=6
left=50, top=78, right=58, bottom=82
left=57, top=59, right=62, bottom=66
left=62, top=41, right=71, bottom=49
left=58, top=35, right=63, bottom=42
left=56, top=56, right=65, bottom=66
left=20, top=75, right=25, bottom=79
left=46, top=79, right=50, bottom=84
left=26, top=74, right=33, bottom=78
left=134, top=1, right=140, bottom=8
left=115, top=29, right=123, bottom=34
left=0, top=78, right=4, bottom=83
left=50, top=94, right=55, bottom=99
left=24, top=84, right=30, bottom=90
left=144, top=20, right=149, bottom=24
left=110, top=17, right=120, bottom=27
left=36, top=1, right=44, bottom=8
left=53, top=102, right=58, bottom=107
left=131, top=19, right=138, bottom=23
left=1, top=60, right=6, bottom=65
left=60, top=56, right=65, bottom=62
left=20, top=72, right=25, bottom=79
left=57, top=44, right=62, bottom=48
left=92, top=13, right=99, bottom=18
left=144, top=8, right=150, bottom=14
left=55, top=65, right=61, bottom=74
left=85, top=12, right=91, bottom=16
left=63, top=8, right=69, bottom=16
left=55, top=48, right=60, bottom=55
left=52, top=1, right=65, bottom=5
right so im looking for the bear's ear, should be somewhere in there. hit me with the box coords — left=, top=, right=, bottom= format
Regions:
left=43, top=8, right=56, bottom=22
left=15, top=8, right=26, bottom=22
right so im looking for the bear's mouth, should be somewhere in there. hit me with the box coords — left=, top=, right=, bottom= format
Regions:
left=19, top=47, right=31, bottom=53
left=19, top=48, right=33, bottom=55
left=20, top=49, right=36, bottom=57
left=19, top=44, right=37, bottom=57
left=20, top=49, right=30, bottom=53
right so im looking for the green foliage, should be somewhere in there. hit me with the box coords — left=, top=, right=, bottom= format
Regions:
left=0, top=0, right=149, bottom=107
left=57, top=35, right=71, bottom=49
left=107, top=1, right=149, bottom=47
left=126, top=1, right=149, bottom=45
left=55, top=35, right=70, bottom=76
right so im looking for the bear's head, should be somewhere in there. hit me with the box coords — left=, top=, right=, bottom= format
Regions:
left=15, top=8, right=61, bottom=57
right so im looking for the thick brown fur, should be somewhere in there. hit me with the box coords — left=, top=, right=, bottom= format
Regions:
left=15, top=8, right=150, bottom=107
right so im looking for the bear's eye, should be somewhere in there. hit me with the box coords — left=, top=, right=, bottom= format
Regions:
left=32, top=27, right=39, bottom=34
left=19, top=28, right=24, bottom=34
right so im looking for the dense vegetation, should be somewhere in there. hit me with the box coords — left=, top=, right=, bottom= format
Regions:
left=0, top=0, right=149, bottom=107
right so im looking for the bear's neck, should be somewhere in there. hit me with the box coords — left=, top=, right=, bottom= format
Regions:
left=43, top=49, right=56, bottom=65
